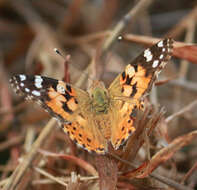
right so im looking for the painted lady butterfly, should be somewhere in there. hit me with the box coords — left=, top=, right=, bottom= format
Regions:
left=10, top=38, right=173, bottom=154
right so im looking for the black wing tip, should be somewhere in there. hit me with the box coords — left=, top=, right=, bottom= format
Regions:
left=159, top=38, right=174, bottom=50
left=9, top=75, right=21, bottom=94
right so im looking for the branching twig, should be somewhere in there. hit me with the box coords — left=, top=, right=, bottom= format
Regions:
left=150, top=173, right=193, bottom=190
left=101, top=0, right=154, bottom=55
left=165, top=100, right=197, bottom=123
left=34, top=167, right=68, bottom=187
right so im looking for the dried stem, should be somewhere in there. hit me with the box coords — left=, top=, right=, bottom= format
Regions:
left=101, top=0, right=154, bottom=55
left=34, top=167, right=68, bottom=187
left=165, top=100, right=197, bottom=123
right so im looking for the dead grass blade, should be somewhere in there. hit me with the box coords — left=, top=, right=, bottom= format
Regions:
left=39, top=149, right=98, bottom=176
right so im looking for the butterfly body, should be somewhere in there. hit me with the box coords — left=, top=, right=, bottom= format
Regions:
left=10, top=38, right=173, bottom=154
left=89, top=81, right=110, bottom=114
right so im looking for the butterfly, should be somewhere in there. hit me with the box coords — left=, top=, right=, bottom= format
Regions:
left=10, top=38, right=173, bottom=154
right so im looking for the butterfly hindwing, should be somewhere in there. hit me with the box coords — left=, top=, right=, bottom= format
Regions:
left=62, top=121, right=106, bottom=154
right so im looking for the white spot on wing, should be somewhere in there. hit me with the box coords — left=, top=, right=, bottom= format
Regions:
left=144, top=49, right=151, bottom=56
left=35, top=75, right=43, bottom=80
left=57, top=84, right=65, bottom=94
left=126, top=65, right=135, bottom=77
left=144, top=49, right=153, bottom=62
left=159, top=54, right=164, bottom=59
left=34, top=76, right=43, bottom=89
left=20, top=83, right=24, bottom=87
left=152, top=60, right=159, bottom=68
left=19, top=75, right=26, bottom=81
left=35, top=83, right=42, bottom=88
left=32, top=90, right=41, bottom=96
left=25, top=88, right=30, bottom=92
left=157, top=40, right=164, bottom=47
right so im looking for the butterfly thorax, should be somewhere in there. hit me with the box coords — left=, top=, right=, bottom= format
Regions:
left=89, top=81, right=110, bottom=115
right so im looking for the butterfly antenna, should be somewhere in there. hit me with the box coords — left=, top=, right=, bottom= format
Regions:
left=54, top=48, right=94, bottom=85
left=54, top=48, right=62, bottom=56
left=54, top=48, right=71, bottom=82
left=117, top=35, right=123, bottom=41
left=54, top=48, right=71, bottom=61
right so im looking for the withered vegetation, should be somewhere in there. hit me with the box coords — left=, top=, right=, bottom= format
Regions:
left=0, top=0, right=197, bottom=190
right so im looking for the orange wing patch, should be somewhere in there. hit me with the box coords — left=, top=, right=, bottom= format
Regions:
left=62, top=120, right=106, bottom=154
left=120, top=65, right=152, bottom=100
left=46, top=84, right=78, bottom=121
left=111, top=102, right=136, bottom=149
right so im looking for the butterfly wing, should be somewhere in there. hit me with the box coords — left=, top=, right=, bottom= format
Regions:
left=108, top=38, right=173, bottom=149
left=10, top=75, right=106, bottom=154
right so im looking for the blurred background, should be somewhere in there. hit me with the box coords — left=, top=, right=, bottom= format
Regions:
left=0, top=0, right=197, bottom=189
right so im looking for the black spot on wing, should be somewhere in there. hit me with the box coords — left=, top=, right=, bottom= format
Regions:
left=130, top=82, right=137, bottom=97
left=130, top=108, right=137, bottom=119
left=73, top=126, right=76, bottom=130
left=96, top=147, right=105, bottom=152
left=125, top=75, right=133, bottom=85
left=121, top=71, right=126, bottom=80
left=120, top=138, right=125, bottom=145
left=50, top=79, right=58, bottom=90
left=62, top=102, right=73, bottom=114
left=63, top=93, right=72, bottom=101
left=133, top=64, right=138, bottom=72
left=66, top=84, right=72, bottom=93
left=128, top=129, right=133, bottom=134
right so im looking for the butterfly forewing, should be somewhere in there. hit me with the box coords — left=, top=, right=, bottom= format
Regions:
left=10, top=75, right=83, bottom=122
left=109, top=38, right=173, bottom=150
